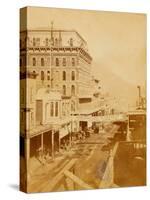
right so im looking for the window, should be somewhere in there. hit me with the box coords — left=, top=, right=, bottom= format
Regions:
left=45, top=103, right=48, bottom=120
left=45, top=38, right=49, bottom=46
left=51, top=37, right=54, bottom=46
left=41, top=71, right=44, bottom=81
left=62, top=71, right=66, bottom=81
left=62, top=85, right=66, bottom=96
left=50, top=102, right=54, bottom=117
left=55, top=38, right=58, bottom=46
left=71, top=101, right=76, bottom=112
left=71, top=71, right=75, bottom=81
left=56, top=58, right=59, bottom=66
left=41, top=58, right=44, bottom=66
left=63, top=58, right=66, bottom=66
left=55, top=102, right=58, bottom=117
left=36, top=38, right=40, bottom=46
left=72, top=58, right=75, bottom=66
left=70, top=38, right=73, bottom=47
left=66, top=102, right=70, bottom=115
left=55, top=71, right=59, bottom=81
left=62, top=103, right=65, bottom=116
left=33, top=38, right=36, bottom=46
left=33, top=57, right=36, bottom=66
left=71, top=85, right=75, bottom=96
left=33, top=71, right=36, bottom=76
left=47, top=71, right=50, bottom=80
left=47, top=57, right=50, bottom=66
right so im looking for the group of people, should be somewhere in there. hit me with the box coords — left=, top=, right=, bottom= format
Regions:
left=60, top=125, right=101, bottom=151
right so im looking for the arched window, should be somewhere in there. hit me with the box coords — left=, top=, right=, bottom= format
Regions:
left=47, top=71, right=50, bottom=80
left=41, top=71, right=44, bottom=81
left=72, top=58, right=75, bottom=66
left=41, top=58, right=44, bottom=66
left=56, top=58, right=59, bottom=66
left=33, top=71, right=36, bottom=76
left=71, top=71, right=75, bottom=80
left=50, top=102, right=54, bottom=117
left=62, top=71, right=66, bottom=81
left=63, top=58, right=66, bottom=66
left=33, top=57, right=36, bottom=66
left=62, top=85, right=66, bottom=96
left=71, top=85, right=75, bottom=96
left=55, top=102, right=58, bottom=117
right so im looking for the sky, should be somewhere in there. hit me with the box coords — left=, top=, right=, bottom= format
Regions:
left=21, top=6, right=146, bottom=106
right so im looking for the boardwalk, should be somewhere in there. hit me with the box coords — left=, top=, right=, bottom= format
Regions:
left=28, top=124, right=119, bottom=192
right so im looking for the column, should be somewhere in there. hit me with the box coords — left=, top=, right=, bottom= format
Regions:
left=41, top=133, right=43, bottom=159
left=69, top=123, right=72, bottom=147
left=69, top=132, right=71, bottom=148
left=126, top=115, right=130, bottom=141
left=51, top=130, right=55, bottom=160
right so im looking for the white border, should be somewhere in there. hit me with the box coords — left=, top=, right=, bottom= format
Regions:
left=0, top=0, right=149, bottom=200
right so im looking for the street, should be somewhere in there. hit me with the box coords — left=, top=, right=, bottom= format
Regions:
left=28, top=124, right=119, bottom=192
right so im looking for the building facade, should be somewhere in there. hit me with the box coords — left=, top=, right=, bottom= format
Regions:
left=20, top=27, right=92, bottom=115
left=20, top=26, right=95, bottom=169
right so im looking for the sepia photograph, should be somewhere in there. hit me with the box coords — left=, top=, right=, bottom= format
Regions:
left=20, top=6, right=146, bottom=193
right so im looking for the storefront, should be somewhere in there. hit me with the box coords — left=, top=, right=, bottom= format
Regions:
left=30, top=134, right=41, bottom=158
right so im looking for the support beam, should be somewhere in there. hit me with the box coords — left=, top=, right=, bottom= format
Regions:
left=44, top=159, right=77, bottom=191
left=64, top=170, right=93, bottom=190
left=41, top=133, right=44, bottom=159
left=51, top=130, right=55, bottom=160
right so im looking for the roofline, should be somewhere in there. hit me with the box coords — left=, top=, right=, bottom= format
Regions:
left=20, top=29, right=87, bottom=44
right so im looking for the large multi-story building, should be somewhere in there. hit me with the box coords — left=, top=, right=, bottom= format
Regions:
left=20, top=26, right=92, bottom=116
left=20, top=26, right=105, bottom=187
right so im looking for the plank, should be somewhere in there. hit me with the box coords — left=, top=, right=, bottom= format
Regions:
left=64, top=170, right=93, bottom=190
left=45, top=158, right=77, bottom=191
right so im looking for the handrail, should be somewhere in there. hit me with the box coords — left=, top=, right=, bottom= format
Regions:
left=99, top=142, right=119, bottom=188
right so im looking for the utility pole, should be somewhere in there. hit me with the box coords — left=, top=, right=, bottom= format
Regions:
left=137, top=85, right=141, bottom=108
